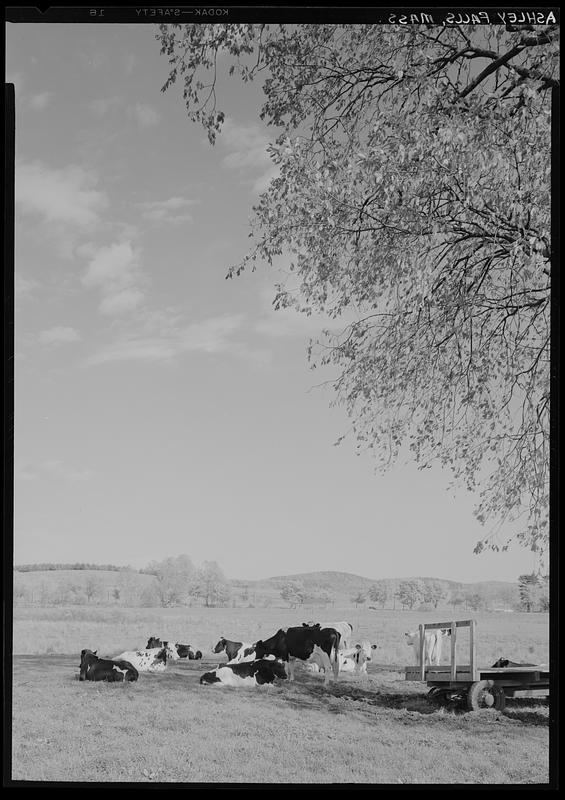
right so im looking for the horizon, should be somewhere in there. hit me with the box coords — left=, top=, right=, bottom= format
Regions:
left=7, top=22, right=543, bottom=587
left=12, top=561, right=525, bottom=587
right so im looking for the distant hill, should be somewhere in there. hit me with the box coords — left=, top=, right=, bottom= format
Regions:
left=13, top=565, right=520, bottom=609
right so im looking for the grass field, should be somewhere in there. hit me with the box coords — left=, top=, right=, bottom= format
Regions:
left=9, top=606, right=551, bottom=784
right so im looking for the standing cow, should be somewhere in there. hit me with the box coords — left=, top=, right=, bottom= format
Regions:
left=405, top=629, right=451, bottom=666
left=254, top=625, right=341, bottom=687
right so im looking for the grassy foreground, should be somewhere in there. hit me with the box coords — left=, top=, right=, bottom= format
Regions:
left=10, top=655, right=549, bottom=784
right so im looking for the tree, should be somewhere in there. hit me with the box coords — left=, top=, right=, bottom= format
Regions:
left=396, top=579, right=422, bottom=610
left=351, top=591, right=367, bottom=608
left=465, top=591, right=486, bottom=612
left=421, top=579, right=448, bottom=609
left=280, top=581, right=305, bottom=608
left=158, top=22, right=556, bottom=560
left=145, top=554, right=196, bottom=607
left=84, top=576, right=103, bottom=604
left=450, top=591, right=467, bottom=610
left=192, top=560, right=231, bottom=607
left=518, top=572, right=548, bottom=611
left=368, top=582, right=388, bottom=609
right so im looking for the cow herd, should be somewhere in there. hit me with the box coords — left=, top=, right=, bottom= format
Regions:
left=79, top=621, right=452, bottom=689
left=78, top=621, right=381, bottom=688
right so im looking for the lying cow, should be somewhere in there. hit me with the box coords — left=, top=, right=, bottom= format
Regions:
left=146, top=637, right=202, bottom=660
left=213, top=637, right=255, bottom=663
left=304, top=621, right=354, bottom=650
left=254, top=625, right=341, bottom=687
left=405, top=629, right=451, bottom=666
left=112, top=645, right=173, bottom=672
left=200, top=659, right=288, bottom=687
left=491, top=658, right=538, bottom=668
left=79, top=649, right=138, bottom=682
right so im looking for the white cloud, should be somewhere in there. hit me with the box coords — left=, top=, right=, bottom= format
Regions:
left=16, top=161, right=107, bottom=228
left=15, top=274, right=39, bottom=299
left=85, top=314, right=269, bottom=366
left=220, top=118, right=279, bottom=194
left=136, top=196, right=195, bottom=225
left=88, top=95, right=123, bottom=116
left=38, top=326, right=82, bottom=346
left=16, top=460, right=93, bottom=482
left=82, top=241, right=145, bottom=317
left=82, top=241, right=139, bottom=291
left=28, top=91, right=54, bottom=111
left=99, top=287, right=145, bottom=316
left=130, top=103, right=161, bottom=127
left=124, top=53, right=137, bottom=76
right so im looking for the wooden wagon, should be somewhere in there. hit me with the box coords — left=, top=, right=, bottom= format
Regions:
left=404, top=619, right=550, bottom=711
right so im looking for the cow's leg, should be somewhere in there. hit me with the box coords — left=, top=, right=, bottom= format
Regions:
left=318, top=651, right=332, bottom=686
left=287, top=658, right=295, bottom=681
left=331, top=649, right=340, bottom=681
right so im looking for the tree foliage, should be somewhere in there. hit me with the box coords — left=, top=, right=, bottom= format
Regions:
left=145, top=554, right=196, bottom=607
left=280, top=580, right=305, bottom=607
left=192, top=560, right=232, bottom=607
left=368, top=582, right=388, bottom=608
left=518, top=572, right=549, bottom=611
left=396, top=579, right=422, bottom=609
left=158, top=22, right=557, bottom=559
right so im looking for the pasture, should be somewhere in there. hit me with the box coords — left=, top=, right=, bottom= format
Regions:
left=10, top=606, right=550, bottom=784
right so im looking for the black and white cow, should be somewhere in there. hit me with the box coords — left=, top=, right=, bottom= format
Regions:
left=200, top=659, right=288, bottom=687
left=254, top=625, right=341, bottom=686
left=79, top=649, right=139, bottom=682
left=146, top=637, right=202, bottom=660
left=112, top=646, right=172, bottom=672
left=305, top=621, right=354, bottom=650
left=213, top=637, right=255, bottom=663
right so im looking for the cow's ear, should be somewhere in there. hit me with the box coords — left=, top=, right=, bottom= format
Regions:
left=94, top=650, right=97, bottom=655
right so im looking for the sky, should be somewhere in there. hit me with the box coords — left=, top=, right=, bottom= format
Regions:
left=6, top=21, right=542, bottom=584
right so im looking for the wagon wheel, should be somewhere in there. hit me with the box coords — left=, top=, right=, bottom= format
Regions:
left=466, top=680, right=506, bottom=711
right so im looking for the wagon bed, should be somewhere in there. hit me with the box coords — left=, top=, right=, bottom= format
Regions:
left=404, top=619, right=549, bottom=711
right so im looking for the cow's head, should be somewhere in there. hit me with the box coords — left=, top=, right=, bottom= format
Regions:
left=404, top=632, right=418, bottom=646
left=163, top=641, right=180, bottom=660
left=255, top=629, right=287, bottom=660
left=212, top=638, right=226, bottom=654
left=155, top=647, right=168, bottom=664
left=146, top=636, right=162, bottom=649
left=79, top=648, right=97, bottom=667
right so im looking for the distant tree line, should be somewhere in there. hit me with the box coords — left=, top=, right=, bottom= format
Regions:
left=354, top=575, right=548, bottom=613
left=14, top=563, right=133, bottom=573
left=14, top=555, right=234, bottom=609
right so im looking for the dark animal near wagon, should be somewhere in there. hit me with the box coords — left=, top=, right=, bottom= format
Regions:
left=146, top=637, right=202, bottom=659
left=79, top=649, right=138, bottom=682
left=200, top=659, right=288, bottom=687
left=254, top=625, right=341, bottom=686
left=491, top=658, right=538, bottom=668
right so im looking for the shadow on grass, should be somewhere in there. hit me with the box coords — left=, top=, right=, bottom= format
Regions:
left=278, top=668, right=549, bottom=727
left=12, top=656, right=549, bottom=727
